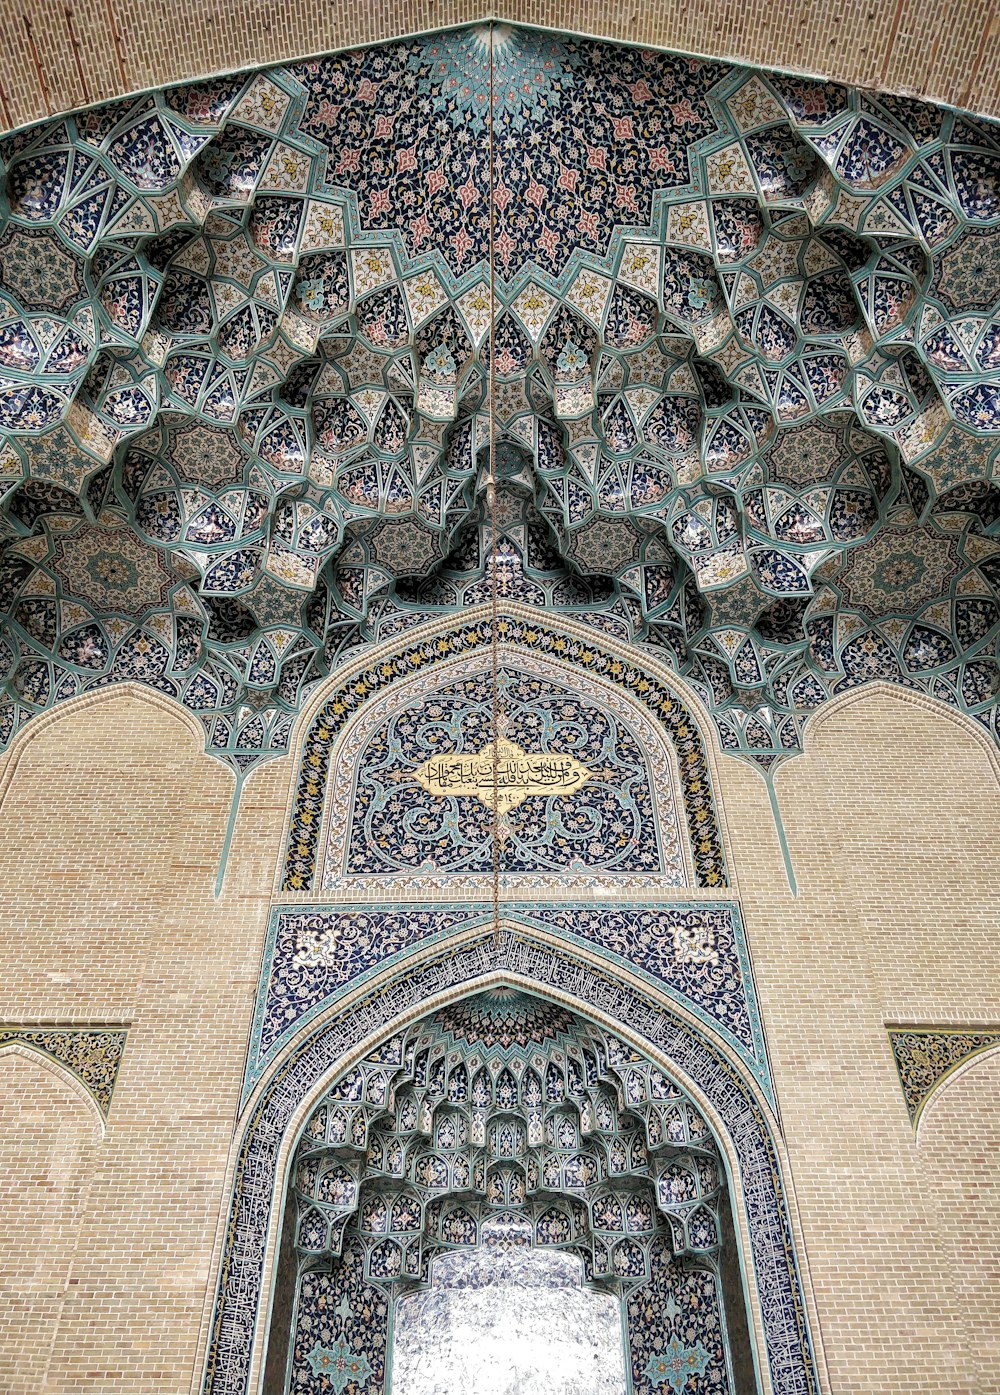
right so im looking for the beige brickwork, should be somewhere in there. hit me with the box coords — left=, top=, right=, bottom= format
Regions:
left=0, top=679, right=997, bottom=1393
left=0, top=690, right=290, bottom=1395
left=918, top=1047, right=1000, bottom=1395
left=2, top=0, right=1000, bottom=134
left=0, top=1049, right=103, bottom=1392
left=726, top=687, right=1000, bottom=1395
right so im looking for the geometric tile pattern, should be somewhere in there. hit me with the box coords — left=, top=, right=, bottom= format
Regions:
left=2, top=25, right=998, bottom=773
left=887, top=1025, right=1000, bottom=1127
left=246, top=902, right=769, bottom=1103
left=203, top=933, right=819, bottom=1395
left=0, top=1024, right=128, bottom=1117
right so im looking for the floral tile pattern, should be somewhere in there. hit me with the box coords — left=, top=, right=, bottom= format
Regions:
left=245, top=900, right=768, bottom=1103
left=292, top=1250, right=387, bottom=1395
left=0, top=1025, right=128, bottom=1117
left=0, top=24, right=998, bottom=772
left=319, top=653, right=691, bottom=892
left=887, top=1026, right=1000, bottom=1126
left=342, top=666, right=663, bottom=877
left=632, top=1261, right=722, bottom=1394
left=281, top=619, right=728, bottom=892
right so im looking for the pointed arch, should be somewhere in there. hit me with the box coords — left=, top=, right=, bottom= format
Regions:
left=785, top=682, right=1000, bottom=790
left=0, top=1027, right=127, bottom=1129
left=269, top=983, right=754, bottom=1395
left=916, top=1039, right=1000, bottom=1141
left=197, top=934, right=822, bottom=1395
left=0, top=1041, right=106, bottom=1140
left=0, top=1042, right=106, bottom=1394
left=0, top=683, right=226, bottom=821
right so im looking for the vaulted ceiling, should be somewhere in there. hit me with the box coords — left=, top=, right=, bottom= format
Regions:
left=0, top=24, right=998, bottom=771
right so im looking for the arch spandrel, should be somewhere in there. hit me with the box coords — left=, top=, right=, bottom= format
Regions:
left=0, top=1026, right=128, bottom=1128
left=0, top=1040, right=107, bottom=1141
left=244, top=909, right=770, bottom=1109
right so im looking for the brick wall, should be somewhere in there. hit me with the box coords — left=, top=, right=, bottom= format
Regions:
left=0, top=690, right=287, bottom=1395
left=1, top=0, right=1000, bottom=134
left=918, top=1047, right=1000, bottom=1395
left=0, top=681, right=996, bottom=1393
left=724, top=687, right=1000, bottom=1395
left=0, top=1049, right=103, bottom=1392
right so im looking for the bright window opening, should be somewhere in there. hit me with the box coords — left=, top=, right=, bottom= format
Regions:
left=390, top=1242, right=627, bottom=1395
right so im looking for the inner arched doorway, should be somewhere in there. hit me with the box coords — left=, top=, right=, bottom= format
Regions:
left=265, top=986, right=756, bottom=1394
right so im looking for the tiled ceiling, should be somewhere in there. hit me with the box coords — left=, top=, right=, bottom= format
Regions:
left=0, top=24, right=997, bottom=771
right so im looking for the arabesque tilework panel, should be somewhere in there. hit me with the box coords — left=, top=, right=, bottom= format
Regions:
left=0, top=1025, right=127, bottom=1117
left=247, top=900, right=768, bottom=1101
left=887, top=1025, right=1000, bottom=1125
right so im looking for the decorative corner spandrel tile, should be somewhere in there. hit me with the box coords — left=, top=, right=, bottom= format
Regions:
left=887, top=1025, right=1000, bottom=1129
left=0, top=1025, right=128, bottom=1119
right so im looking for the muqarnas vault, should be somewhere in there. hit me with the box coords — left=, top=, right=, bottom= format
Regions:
left=274, top=991, right=754, bottom=1395
left=0, top=23, right=997, bottom=778
left=1, top=18, right=999, bottom=1395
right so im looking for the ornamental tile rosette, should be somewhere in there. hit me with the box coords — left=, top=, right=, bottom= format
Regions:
left=0, top=24, right=997, bottom=772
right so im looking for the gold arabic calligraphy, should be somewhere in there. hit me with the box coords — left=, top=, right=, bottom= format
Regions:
left=412, top=737, right=590, bottom=815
